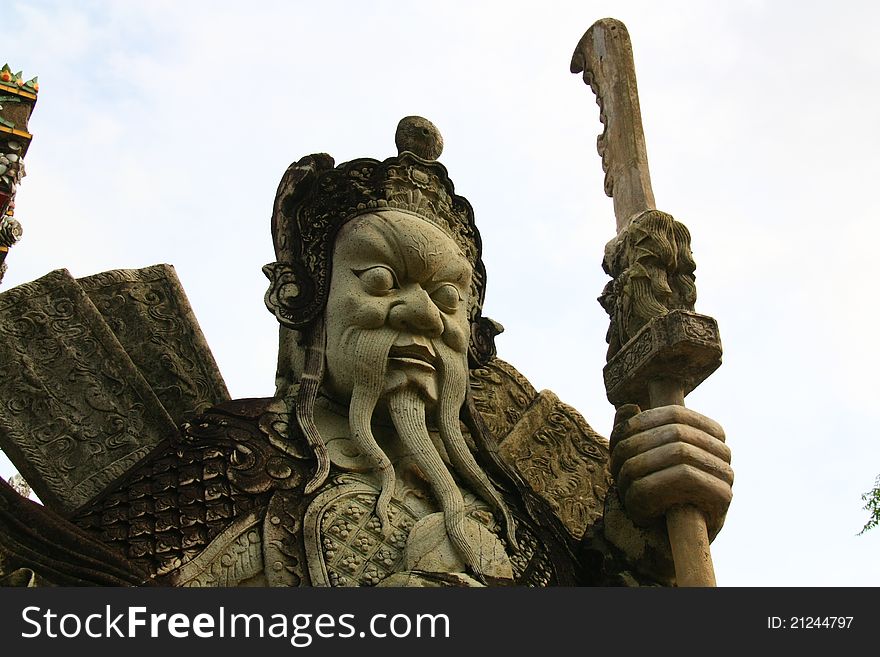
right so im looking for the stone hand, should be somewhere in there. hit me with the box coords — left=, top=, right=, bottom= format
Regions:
left=609, top=404, right=733, bottom=538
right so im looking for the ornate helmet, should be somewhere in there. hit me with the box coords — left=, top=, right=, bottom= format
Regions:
left=263, top=116, right=500, bottom=366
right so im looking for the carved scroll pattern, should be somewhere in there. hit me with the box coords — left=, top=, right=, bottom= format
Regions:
left=603, top=324, right=655, bottom=393
left=170, top=511, right=264, bottom=587
left=79, top=265, right=230, bottom=426
left=0, top=270, right=177, bottom=515
left=602, top=310, right=722, bottom=405
left=468, top=357, right=538, bottom=443
left=505, top=397, right=612, bottom=539
left=681, top=314, right=718, bottom=341
left=263, top=489, right=308, bottom=586
left=183, top=529, right=262, bottom=587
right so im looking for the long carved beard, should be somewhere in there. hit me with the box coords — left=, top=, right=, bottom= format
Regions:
left=342, top=328, right=516, bottom=575
left=347, top=329, right=398, bottom=531
left=434, top=348, right=518, bottom=552
left=387, top=388, right=483, bottom=573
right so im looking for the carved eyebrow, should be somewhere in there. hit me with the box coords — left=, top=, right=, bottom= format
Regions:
left=430, top=258, right=471, bottom=286
left=341, top=222, right=405, bottom=269
left=341, top=215, right=471, bottom=285
left=395, top=228, right=471, bottom=284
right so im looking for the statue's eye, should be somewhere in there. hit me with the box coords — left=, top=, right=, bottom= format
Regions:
left=354, top=266, right=397, bottom=294
left=430, top=283, right=462, bottom=312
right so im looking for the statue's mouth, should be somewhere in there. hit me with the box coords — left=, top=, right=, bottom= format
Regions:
left=388, top=341, right=436, bottom=371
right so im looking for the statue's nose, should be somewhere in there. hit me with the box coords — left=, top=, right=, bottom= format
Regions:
left=388, top=287, right=444, bottom=337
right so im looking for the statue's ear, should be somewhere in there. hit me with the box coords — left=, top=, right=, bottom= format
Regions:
left=262, top=261, right=315, bottom=329
left=468, top=316, right=504, bottom=368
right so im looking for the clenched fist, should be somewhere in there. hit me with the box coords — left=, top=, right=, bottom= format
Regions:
left=609, top=404, right=733, bottom=538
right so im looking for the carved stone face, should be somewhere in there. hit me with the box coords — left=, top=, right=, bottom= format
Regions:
left=323, top=210, right=472, bottom=405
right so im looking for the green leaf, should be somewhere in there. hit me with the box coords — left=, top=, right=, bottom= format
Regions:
left=858, top=475, right=880, bottom=535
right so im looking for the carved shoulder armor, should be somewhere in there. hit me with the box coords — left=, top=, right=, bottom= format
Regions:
left=470, top=357, right=612, bottom=541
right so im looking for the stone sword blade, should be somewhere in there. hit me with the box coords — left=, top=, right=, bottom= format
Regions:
left=571, top=18, right=719, bottom=587
left=570, top=17, right=656, bottom=233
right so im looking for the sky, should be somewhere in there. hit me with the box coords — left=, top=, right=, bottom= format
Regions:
left=1, top=0, right=879, bottom=586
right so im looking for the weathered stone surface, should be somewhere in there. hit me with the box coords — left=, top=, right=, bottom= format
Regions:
left=574, top=19, right=730, bottom=587
left=469, top=357, right=538, bottom=442
left=0, top=269, right=176, bottom=515
left=603, top=309, right=722, bottom=407
left=165, top=510, right=265, bottom=587
left=79, top=264, right=230, bottom=425
left=0, top=104, right=732, bottom=589
left=571, top=18, right=655, bottom=232
left=0, top=476, right=148, bottom=586
left=498, top=390, right=611, bottom=540
left=73, top=398, right=289, bottom=580
left=395, top=115, right=444, bottom=160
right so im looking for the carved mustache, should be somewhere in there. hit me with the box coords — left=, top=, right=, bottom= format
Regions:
left=342, top=327, right=446, bottom=370
left=387, top=336, right=438, bottom=370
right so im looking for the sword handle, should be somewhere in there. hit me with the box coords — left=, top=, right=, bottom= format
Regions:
left=648, top=378, right=717, bottom=587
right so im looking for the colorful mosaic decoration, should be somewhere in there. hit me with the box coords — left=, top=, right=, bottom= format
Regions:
left=0, top=63, right=37, bottom=283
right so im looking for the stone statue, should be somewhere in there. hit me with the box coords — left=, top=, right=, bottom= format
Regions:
left=0, top=111, right=732, bottom=587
